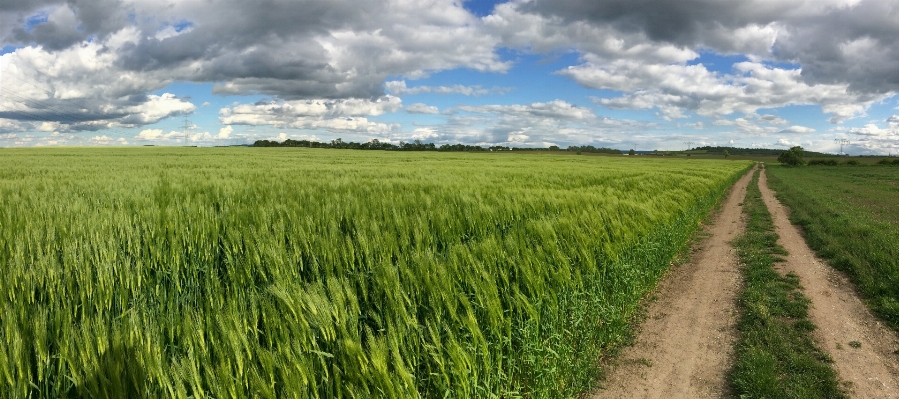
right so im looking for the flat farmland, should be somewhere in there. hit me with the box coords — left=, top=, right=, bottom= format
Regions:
left=0, top=148, right=750, bottom=398
left=766, top=165, right=899, bottom=327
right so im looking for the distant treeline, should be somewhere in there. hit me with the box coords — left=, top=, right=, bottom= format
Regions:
left=695, top=146, right=833, bottom=157
left=254, top=138, right=624, bottom=154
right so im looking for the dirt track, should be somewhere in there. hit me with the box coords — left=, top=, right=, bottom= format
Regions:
left=759, top=167, right=899, bottom=398
left=593, top=166, right=899, bottom=398
left=591, top=167, right=754, bottom=399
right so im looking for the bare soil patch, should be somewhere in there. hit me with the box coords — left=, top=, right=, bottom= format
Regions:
left=759, top=167, right=899, bottom=398
left=590, top=168, right=754, bottom=399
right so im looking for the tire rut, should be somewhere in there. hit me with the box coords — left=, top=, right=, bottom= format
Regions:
left=758, top=166, right=899, bottom=398
left=590, top=167, right=754, bottom=399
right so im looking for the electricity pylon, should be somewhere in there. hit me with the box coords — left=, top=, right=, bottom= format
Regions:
left=834, top=138, right=850, bottom=156
left=182, top=115, right=191, bottom=146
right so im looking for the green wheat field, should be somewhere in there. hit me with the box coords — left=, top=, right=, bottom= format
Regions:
left=0, top=148, right=750, bottom=398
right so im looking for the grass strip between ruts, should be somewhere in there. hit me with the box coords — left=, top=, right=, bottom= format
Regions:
left=765, top=165, right=899, bottom=330
left=730, top=166, right=847, bottom=398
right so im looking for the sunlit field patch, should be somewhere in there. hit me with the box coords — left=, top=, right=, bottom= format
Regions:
left=0, top=148, right=750, bottom=398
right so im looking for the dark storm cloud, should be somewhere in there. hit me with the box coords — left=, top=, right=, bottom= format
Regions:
left=521, top=0, right=793, bottom=45
left=6, top=0, right=895, bottom=141
left=11, top=18, right=83, bottom=51
left=0, top=0, right=60, bottom=12
left=773, top=0, right=899, bottom=93
left=68, top=0, right=129, bottom=37
left=0, top=0, right=504, bottom=129
left=113, top=28, right=378, bottom=98
left=518, top=0, right=899, bottom=94
left=102, top=0, right=499, bottom=98
left=4, top=0, right=128, bottom=49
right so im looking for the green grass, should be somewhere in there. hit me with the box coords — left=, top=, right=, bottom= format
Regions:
left=0, top=148, right=750, bottom=398
left=766, top=165, right=899, bottom=329
left=730, top=167, right=846, bottom=399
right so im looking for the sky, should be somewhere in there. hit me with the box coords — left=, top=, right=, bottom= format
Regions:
left=1, top=0, right=898, bottom=154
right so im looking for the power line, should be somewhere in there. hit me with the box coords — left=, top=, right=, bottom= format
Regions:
left=2, top=72, right=98, bottom=116
left=834, top=138, right=850, bottom=156
left=1, top=69, right=104, bottom=126
left=0, top=67, right=137, bottom=139
left=0, top=66, right=239, bottom=149
left=0, top=87, right=98, bottom=126
left=5, top=70, right=202, bottom=145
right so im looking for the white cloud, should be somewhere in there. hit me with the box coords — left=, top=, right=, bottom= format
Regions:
left=0, top=32, right=195, bottom=131
left=456, top=100, right=596, bottom=120
left=713, top=117, right=777, bottom=134
left=779, top=126, right=816, bottom=134
left=384, top=99, right=651, bottom=148
left=5, top=0, right=899, bottom=151
left=219, top=97, right=402, bottom=134
left=90, top=135, right=118, bottom=144
left=684, top=121, right=705, bottom=129
left=0, top=0, right=509, bottom=133
left=220, top=96, right=401, bottom=122
left=576, top=61, right=883, bottom=123
left=386, top=80, right=511, bottom=96
left=847, top=115, right=899, bottom=137
left=218, top=125, right=233, bottom=139
left=485, top=2, right=699, bottom=64
left=135, top=129, right=183, bottom=141
left=119, top=93, right=196, bottom=126
left=504, top=0, right=899, bottom=94
left=219, top=96, right=402, bottom=133
left=154, top=24, right=192, bottom=41
left=133, top=127, right=245, bottom=145
left=758, top=114, right=789, bottom=125
left=409, top=127, right=440, bottom=141
left=405, top=103, right=440, bottom=114
left=777, top=138, right=798, bottom=147
left=849, top=124, right=894, bottom=137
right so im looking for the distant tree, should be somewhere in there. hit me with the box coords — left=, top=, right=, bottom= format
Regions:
left=365, top=139, right=382, bottom=150
left=566, top=145, right=622, bottom=154
left=723, top=149, right=730, bottom=159
left=628, top=149, right=635, bottom=156
left=777, top=146, right=805, bottom=166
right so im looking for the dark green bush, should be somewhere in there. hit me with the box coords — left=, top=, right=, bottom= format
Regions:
left=808, top=159, right=839, bottom=166
left=777, top=146, right=805, bottom=166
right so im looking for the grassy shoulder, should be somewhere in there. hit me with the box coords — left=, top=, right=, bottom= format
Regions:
left=766, top=165, right=899, bottom=329
left=730, top=167, right=847, bottom=398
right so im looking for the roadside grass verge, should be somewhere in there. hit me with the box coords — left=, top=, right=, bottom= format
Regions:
left=766, top=165, right=899, bottom=329
left=593, top=168, right=739, bottom=388
left=730, top=167, right=846, bottom=398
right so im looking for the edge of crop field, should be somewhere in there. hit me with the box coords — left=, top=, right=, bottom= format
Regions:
left=729, top=166, right=847, bottom=398
left=588, top=162, right=755, bottom=391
